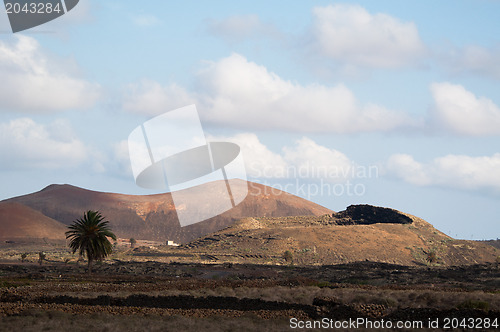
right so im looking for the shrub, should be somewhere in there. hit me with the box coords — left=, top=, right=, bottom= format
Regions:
left=0, top=281, right=21, bottom=288
left=38, top=252, right=46, bottom=265
left=312, top=281, right=332, bottom=288
left=374, top=297, right=398, bottom=307
left=20, top=253, right=28, bottom=262
left=457, top=300, right=490, bottom=312
left=283, top=250, right=293, bottom=263
left=426, top=251, right=438, bottom=264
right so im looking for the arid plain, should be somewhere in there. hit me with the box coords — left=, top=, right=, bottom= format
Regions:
left=1, top=182, right=499, bottom=331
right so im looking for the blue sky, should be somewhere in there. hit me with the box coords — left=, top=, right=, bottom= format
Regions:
left=0, top=1, right=499, bottom=239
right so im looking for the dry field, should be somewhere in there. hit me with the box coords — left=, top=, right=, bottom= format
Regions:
left=1, top=241, right=499, bottom=331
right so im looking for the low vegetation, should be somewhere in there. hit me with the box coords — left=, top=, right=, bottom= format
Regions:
left=457, top=300, right=490, bottom=312
left=426, top=250, right=438, bottom=264
left=282, top=250, right=293, bottom=264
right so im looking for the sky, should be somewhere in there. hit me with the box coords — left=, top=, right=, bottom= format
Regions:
left=0, top=0, right=499, bottom=240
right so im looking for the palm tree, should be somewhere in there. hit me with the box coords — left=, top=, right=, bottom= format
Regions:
left=65, top=210, right=116, bottom=274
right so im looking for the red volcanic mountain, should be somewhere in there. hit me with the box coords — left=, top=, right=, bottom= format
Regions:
left=0, top=202, right=67, bottom=241
left=2, top=180, right=332, bottom=243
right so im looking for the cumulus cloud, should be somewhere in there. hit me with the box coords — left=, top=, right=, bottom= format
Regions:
left=124, top=54, right=417, bottom=133
left=199, top=54, right=418, bottom=133
left=0, top=36, right=100, bottom=113
left=430, top=82, right=500, bottom=135
left=282, top=137, right=353, bottom=180
left=308, top=4, right=425, bottom=68
left=209, top=133, right=358, bottom=183
left=387, top=153, right=500, bottom=193
left=441, top=45, right=500, bottom=80
left=0, top=118, right=89, bottom=169
left=122, top=80, right=194, bottom=116
left=206, top=14, right=280, bottom=43
left=208, top=133, right=287, bottom=178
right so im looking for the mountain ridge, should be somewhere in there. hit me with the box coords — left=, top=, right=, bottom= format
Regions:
left=1, top=183, right=498, bottom=266
left=2, top=180, right=333, bottom=243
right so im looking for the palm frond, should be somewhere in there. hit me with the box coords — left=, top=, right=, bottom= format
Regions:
left=65, top=210, right=117, bottom=264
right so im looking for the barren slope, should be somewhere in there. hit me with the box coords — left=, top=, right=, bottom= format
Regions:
left=179, top=205, right=500, bottom=266
left=3, top=180, right=332, bottom=243
left=0, top=202, right=67, bottom=240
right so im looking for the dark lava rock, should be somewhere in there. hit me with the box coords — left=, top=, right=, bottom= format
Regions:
left=334, top=205, right=413, bottom=225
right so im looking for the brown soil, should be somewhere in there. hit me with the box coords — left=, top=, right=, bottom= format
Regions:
left=0, top=202, right=67, bottom=240
left=174, top=207, right=500, bottom=266
left=1, top=261, right=499, bottom=331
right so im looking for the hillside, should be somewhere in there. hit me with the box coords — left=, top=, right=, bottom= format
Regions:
left=480, top=239, right=500, bottom=250
left=3, top=183, right=497, bottom=266
left=2, top=180, right=332, bottom=243
left=0, top=202, right=67, bottom=241
left=175, top=205, right=500, bottom=266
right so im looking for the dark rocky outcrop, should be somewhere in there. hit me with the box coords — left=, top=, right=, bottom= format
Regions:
left=333, top=204, right=413, bottom=225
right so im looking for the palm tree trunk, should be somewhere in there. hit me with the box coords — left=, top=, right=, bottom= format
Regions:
left=86, top=249, right=92, bottom=274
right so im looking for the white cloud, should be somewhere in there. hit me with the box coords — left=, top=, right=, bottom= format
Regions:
left=386, top=154, right=431, bottom=186
left=0, top=36, right=100, bottom=113
left=122, top=80, right=194, bottom=116
left=132, top=14, right=161, bottom=27
left=430, top=82, right=500, bottom=135
left=387, top=153, right=500, bottom=193
left=207, top=133, right=287, bottom=178
left=206, top=14, right=279, bottom=43
left=124, top=53, right=417, bottom=133
left=0, top=118, right=89, bottom=169
left=308, top=4, right=425, bottom=68
left=282, top=137, right=353, bottom=181
left=199, top=54, right=418, bottom=132
left=209, top=133, right=356, bottom=182
left=442, top=45, right=500, bottom=79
